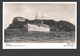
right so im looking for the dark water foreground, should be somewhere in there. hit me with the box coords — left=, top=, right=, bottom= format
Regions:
left=4, top=29, right=75, bottom=43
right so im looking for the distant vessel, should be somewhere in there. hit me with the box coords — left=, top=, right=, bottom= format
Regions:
left=27, top=13, right=50, bottom=32
left=28, top=23, right=50, bottom=32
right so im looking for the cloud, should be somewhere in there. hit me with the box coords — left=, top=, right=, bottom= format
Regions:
left=37, top=13, right=49, bottom=19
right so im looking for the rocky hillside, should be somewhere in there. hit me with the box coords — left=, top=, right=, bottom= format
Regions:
left=7, top=16, right=75, bottom=32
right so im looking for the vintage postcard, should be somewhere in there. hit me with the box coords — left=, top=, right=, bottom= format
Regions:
left=3, top=2, right=77, bottom=49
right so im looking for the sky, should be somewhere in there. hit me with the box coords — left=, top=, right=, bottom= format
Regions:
left=3, top=2, right=76, bottom=29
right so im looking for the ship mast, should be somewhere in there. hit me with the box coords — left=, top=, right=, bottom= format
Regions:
left=35, top=12, right=37, bottom=19
left=35, top=12, right=43, bottom=24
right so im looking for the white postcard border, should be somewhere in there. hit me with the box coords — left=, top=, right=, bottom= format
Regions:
left=3, top=2, right=77, bottom=49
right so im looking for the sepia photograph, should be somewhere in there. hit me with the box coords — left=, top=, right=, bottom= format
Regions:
left=3, top=2, right=77, bottom=49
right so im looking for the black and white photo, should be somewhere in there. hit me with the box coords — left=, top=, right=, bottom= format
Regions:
left=3, top=2, right=77, bottom=49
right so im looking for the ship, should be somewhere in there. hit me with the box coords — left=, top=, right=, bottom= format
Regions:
left=27, top=13, right=50, bottom=32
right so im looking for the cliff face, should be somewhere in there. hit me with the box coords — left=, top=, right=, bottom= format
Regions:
left=7, top=16, right=75, bottom=32
left=7, top=17, right=28, bottom=30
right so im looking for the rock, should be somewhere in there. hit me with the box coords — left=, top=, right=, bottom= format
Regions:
left=57, top=20, right=75, bottom=32
left=6, top=16, right=75, bottom=32
left=13, top=16, right=26, bottom=23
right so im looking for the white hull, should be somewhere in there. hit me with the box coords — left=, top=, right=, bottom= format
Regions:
left=28, top=24, right=50, bottom=32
